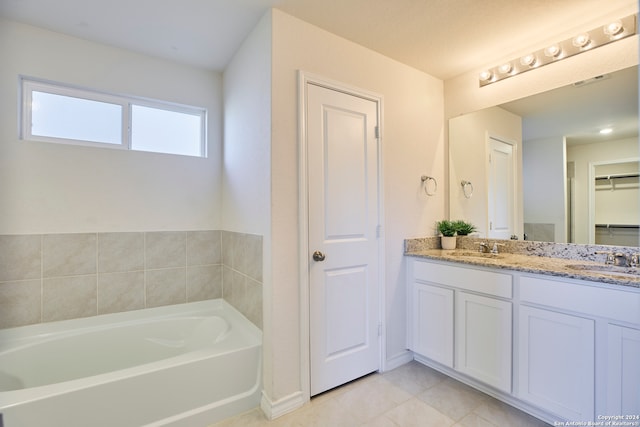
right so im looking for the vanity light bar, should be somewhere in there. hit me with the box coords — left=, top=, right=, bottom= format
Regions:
left=479, top=14, right=637, bottom=87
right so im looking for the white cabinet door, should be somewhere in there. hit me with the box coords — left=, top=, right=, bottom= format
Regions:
left=607, top=324, right=640, bottom=416
left=518, top=305, right=595, bottom=421
left=456, top=291, right=512, bottom=392
left=412, top=282, right=454, bottom=367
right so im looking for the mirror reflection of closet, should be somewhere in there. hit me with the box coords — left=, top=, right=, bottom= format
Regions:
left=593, top=160, right=640, bottom=246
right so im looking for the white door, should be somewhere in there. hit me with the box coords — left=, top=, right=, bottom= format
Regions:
left=306, top=82, right=381, bottom=396
left=488, top=137, right=515, bottom=239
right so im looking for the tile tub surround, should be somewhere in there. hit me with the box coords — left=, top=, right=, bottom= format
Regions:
left=404, top=236, right=640, bottom=288
left=0, top=230, right=263, bottom=330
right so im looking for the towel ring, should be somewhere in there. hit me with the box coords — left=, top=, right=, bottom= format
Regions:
left=421, top=175, right=437, bottom=196
left=461, top=180, right=474, bottom=198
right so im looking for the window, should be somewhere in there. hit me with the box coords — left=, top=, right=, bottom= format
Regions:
left=21, top=77, right=207, bottom=157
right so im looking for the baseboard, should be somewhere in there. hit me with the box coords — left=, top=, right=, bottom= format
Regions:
left=260, top=390, right=305, bottom=420
left=383, top=350, right=414, bottom=372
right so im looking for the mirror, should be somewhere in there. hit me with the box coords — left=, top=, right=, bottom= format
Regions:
left=449, top=65, right=639, bottom=247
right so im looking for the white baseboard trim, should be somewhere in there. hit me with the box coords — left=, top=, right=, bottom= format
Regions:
left=383, top=350, right=414, bottom=372
left=260, top=390, right=305, bottom=420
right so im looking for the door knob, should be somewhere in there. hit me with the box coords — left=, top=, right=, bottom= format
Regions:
left=312, top=251, right=326, bottom=262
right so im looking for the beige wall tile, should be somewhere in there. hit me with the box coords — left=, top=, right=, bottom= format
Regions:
left=0, top=235, right=41, bottom=282
left=43, top=233, right=96, bottom=277
left=232, top=232, right=247, bottom=273
left=244, top=234, right=263, bottom=282
left=187, top=264, right=222, bottom=302
left=244, top=278, right=263, bottom=329
left=98, top=271, right=145, bottom=314
left=0, top=279, right=42, bottom=328
left=221, top=231, right=235, bottom=268
left=2, top=229, right=263, bottom=328
left=43, top=275, right=97, bottom=322
left=146, top=267, right=186, bottom=308
left=98, top=232, right=144, bottom=273
left=187, top=230, right=221, bottom=266
left=145, top=231, right=186, bottom=269
left=223, top=266, right=244, bottom=308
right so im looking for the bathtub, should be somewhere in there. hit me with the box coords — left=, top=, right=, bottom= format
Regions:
left=0, top=299, right=262, bottom=427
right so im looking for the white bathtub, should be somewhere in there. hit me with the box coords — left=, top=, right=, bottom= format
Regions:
left=0, top=299, right=262, bottom=427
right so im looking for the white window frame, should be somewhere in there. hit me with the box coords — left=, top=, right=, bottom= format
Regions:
left=20, top=76, right=207, bottom=157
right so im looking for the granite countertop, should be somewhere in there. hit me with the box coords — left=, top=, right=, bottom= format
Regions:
left=404, top=237, right=640, bottom=289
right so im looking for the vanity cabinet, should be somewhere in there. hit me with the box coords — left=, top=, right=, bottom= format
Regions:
left=606, top=324, right=640, bottom=416
left=456, top=291, right=512, bottom=392
left=408, top=256, right=640, bottom=425
left=517, top=275, right=596, bottom=420
left=518, top=305, right=594, bottom=420
left=409, top=259, right=512, bottom=391
left=412, top=283, right=453, bottom=366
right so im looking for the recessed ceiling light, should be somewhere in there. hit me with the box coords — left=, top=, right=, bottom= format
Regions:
left=599, top=128, right=613, bottom=135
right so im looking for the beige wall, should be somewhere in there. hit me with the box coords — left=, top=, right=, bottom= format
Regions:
left=0, top=18, right=223, bottom=234
left=268, top=8, right=445, bottom=405
left=523, top=136, right=567, bottom=242
left=449, top=107, right=522, bottom=238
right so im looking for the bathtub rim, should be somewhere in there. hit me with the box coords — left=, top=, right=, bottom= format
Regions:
left=0, top=299, right=262, bottom=409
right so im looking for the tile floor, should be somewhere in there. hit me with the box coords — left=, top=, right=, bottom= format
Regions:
left=211, top=361, right=552, bottom=427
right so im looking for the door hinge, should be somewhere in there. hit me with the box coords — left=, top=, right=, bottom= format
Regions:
left=374, top=126, right=380, bottom=139
left=376, top=224, right=382, bottom=238
left=378, top=323, right=382, bottom=337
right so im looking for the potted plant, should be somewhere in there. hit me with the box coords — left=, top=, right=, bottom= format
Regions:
left=453, top=220, right=476, bottom=236
left=436, top=219, right=457, bottom=250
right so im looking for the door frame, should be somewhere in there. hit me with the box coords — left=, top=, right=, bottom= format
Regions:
left=297, top=70, right=385, bottom=402
left=588, top=156, right=639, bottom=244
left=486, top=133, right=519, bottom=239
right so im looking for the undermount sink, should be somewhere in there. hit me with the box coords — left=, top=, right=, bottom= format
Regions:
left=566, top=264, right=640, bottom=279
left=448, top=251, right=504, bottom=259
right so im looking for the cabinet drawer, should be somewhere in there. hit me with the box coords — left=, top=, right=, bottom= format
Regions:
left=413, top=259, right=512, bottom=298
left=520, top=276, right=640, bottom=324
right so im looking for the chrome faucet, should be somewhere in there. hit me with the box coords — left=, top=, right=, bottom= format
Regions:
left=613, top=253, right=629, bottom=267
left=478, top=242, right=490, bottom=253
left=596, top=251, right=616, bottom=265
left=596, top=251, right=636, bottom=267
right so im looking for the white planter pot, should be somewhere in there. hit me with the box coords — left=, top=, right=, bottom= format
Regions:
left=441, top=236, right=457, bottom=250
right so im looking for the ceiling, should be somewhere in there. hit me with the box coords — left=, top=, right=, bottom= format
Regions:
left=0, top=0, right=630, bottom=80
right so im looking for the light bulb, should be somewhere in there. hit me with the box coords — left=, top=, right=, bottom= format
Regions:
left=498, top=63, right=513, bottom=74
left=520, top=54, right=537, bottom=67
left=572, top=33, right=591, bottom=48
left=604, top=20, right=623, bottom=36
left=479, top=70, right=493, bottom=82
left=544, top=44, right=562, bottom=58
